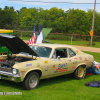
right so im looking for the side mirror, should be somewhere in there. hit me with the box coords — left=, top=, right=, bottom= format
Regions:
left=57, top=56, right=60, bottom=59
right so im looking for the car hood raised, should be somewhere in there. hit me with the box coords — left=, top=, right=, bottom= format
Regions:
left=0, top=34, right=39, bottom=57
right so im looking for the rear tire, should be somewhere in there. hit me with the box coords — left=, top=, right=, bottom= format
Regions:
left=73, top=66, right=86, bottom=80
left=23, top=72, right=40, bottom=90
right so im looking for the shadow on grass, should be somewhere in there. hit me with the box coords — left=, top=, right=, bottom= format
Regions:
left=38, top=74, right=74, bottom=88
left=0, top=74, right=73, bottom=90
left=38, top=74, right=98, bottom=89
left=0, top=74, right=95, bottom=90
left=0, top=79, right=23, bottom=90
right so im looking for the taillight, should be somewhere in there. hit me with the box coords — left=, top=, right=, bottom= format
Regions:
left=0, top=59, right=5, bottom=62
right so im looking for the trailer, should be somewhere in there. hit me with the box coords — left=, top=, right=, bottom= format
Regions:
left=0, top=29, right=13, bottom=55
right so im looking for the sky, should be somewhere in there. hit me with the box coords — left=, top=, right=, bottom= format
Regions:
left=0, top=0, right=100, bottom=12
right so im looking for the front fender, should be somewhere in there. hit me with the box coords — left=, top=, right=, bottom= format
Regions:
left=21, top=68, right=42, bottom=81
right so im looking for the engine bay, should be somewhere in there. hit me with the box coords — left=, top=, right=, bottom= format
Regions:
left=0, top=55, right=33, bottom=68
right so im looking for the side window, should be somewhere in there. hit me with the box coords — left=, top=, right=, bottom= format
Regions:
left=52, top=50, right=56, bottom=59
left=52, top=48, right=67, bottom=59
left=68, top=48, right=76, bottom=57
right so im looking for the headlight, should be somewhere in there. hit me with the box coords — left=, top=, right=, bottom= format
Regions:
left=13, top=68, right=19, bottom=75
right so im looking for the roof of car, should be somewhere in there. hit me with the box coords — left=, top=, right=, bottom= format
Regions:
left=29, top=43, right=75, bottom=49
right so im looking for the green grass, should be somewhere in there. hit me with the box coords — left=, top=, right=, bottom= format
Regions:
left=47, top=40, right=100, bottom=48
left=21, top=37, right=31, bottom=40
left=48, top=40, right=88, bottom=45
left=21, top=37, right=100, bottom=48
left=0, top=51, right=100, bottom=100
left=0, top=72, right=100, bottom=100
left=93, top=41, right=100, bottom=48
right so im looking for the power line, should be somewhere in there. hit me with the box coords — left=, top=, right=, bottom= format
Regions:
left=8, top=0, right=100, bottom=4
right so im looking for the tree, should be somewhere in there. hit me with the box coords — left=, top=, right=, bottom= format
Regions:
left=66, top=8, right=89, bottom=35
left=0, top=6, right=17, bottom=29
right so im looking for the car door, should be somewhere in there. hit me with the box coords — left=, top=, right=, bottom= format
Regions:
left=67, top=48, right=78, bottom=71
left=50, top=48, right=73, bottom=76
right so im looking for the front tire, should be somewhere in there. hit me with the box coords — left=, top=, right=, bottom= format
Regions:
left=23, top=72, right=40, bottom=90
left=73, top=66, right=86, bottom=80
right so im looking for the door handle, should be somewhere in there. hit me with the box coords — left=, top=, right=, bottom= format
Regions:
left=68, top=60, right=71, bottom=61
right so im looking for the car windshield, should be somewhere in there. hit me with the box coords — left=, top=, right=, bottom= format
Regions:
left=29, top=45, right=52, bottom=58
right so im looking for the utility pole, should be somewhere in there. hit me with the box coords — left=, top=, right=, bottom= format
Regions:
left=91, top=0, right=96, bottom=47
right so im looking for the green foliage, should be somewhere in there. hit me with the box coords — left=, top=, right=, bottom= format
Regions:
left=13, top=31, right=38, bottom=38
left=46, top=34, right=71, bottom=40
left=0, top=6, right=17, bottom=29
left=66, top=8, right=90, bottom=36
left=1, top=6, right=100, bottom=41
left=46, top=34, right=82, bottom=41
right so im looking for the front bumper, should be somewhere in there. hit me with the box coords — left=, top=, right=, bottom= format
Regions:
left=0, top=71, right=21, bottom=82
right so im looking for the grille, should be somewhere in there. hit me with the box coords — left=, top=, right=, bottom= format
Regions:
left=0, top=67, right=12, bottom=73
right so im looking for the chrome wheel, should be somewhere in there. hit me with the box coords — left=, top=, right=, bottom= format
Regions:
left=23, top=72, right=40, bottom=90
left=29, top=75, right=38, bottom=88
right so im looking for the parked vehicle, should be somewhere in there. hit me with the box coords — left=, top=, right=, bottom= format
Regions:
left=0, top=34, right=94, bottom=90
left=0, top=29, right=13, bottom=55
